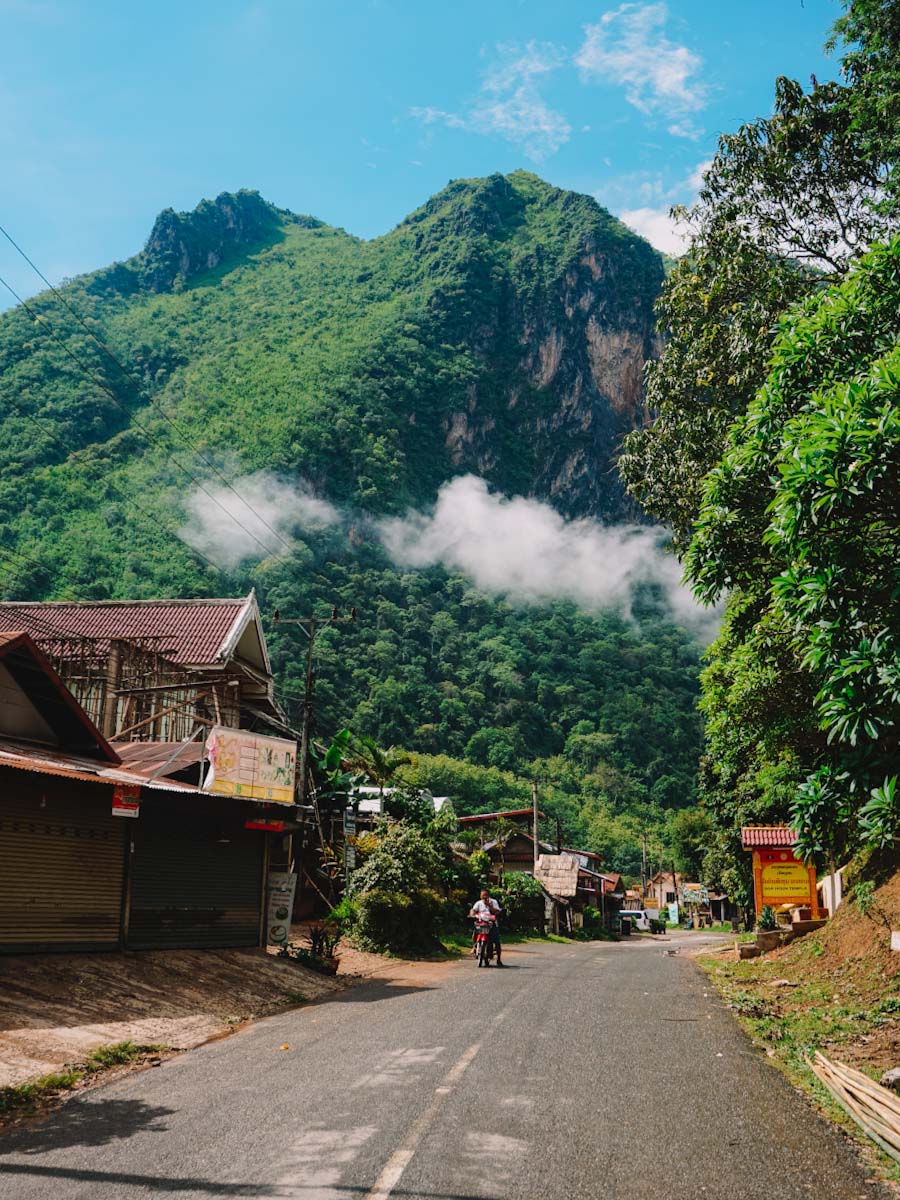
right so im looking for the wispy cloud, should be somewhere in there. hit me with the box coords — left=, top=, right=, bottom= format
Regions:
left=575, top=3, right=707, bottom=135
left=617, top=206, right=687, bottom=255
left=410, top=41, right=571, bottom=162
left=607, top=158, right=712, bottom=255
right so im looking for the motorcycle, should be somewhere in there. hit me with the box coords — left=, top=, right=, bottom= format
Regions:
left=474, top=918, right=496, bottom=968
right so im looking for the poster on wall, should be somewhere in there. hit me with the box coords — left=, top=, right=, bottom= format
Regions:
left=266, top=871, right=297, bottom=947
left=112, top=784, right=140, bottom=818
left=204, top=727, right=297, bottom=805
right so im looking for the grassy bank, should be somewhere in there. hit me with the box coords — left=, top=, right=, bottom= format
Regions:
left=0, top=1042, right=170, bottom=1122
left=699, top=868, right=900, bottom=1183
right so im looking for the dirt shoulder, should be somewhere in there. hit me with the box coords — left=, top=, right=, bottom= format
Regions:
left=0, top=945, right=345, bottom=1089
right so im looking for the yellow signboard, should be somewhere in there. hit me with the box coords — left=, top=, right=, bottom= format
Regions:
left=760, top=860, right=813, bottom=906
left=205, top=727, right=297, bottom=805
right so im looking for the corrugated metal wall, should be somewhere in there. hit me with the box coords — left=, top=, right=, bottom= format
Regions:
left=128, top=793, right=264, bottom=949
left=0, top=778, right=126, bottom=952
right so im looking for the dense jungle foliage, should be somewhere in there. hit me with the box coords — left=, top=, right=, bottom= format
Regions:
left=0, top=170, right=703, bottom=877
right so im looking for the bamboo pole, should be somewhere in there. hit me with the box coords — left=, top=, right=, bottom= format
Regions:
left=807, top=1053, right=900, bottom=1164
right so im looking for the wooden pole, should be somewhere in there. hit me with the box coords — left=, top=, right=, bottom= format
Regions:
left=298, top=620, right=316, bottom=808
left=532, top=780, right=539, bottom=870
left=101, top=639, right=122, bottom=738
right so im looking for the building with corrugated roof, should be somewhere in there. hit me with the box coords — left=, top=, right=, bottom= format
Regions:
left=0, top=630, right=283, bottom=954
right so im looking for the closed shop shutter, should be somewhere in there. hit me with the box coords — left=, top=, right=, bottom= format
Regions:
left=0, top=778, right=125, bottom=953
left=128, top=793, right=264, bottom=949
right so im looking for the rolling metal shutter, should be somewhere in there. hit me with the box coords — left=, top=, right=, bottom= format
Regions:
left=0, top=778, right=126, bottom=953
left=128, top=793, right=264, bottom=949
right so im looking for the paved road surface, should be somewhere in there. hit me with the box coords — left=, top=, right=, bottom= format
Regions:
left=0, top=936, right=890, bottom=1199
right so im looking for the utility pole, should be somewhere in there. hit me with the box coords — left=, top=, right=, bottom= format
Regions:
left=273, top=606, right=356, bottom=808
left=641, top=831, right=648, bottom=898
left=532, top=780, right=539, bottom=869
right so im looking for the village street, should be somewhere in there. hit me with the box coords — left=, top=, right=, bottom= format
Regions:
left=0, top=934, right=889, bottom=1200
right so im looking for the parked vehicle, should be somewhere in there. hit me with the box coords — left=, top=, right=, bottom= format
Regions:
left=619, top=909, right=657, bottom=933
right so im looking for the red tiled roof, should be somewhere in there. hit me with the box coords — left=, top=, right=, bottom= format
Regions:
left=0, top=597, right=251, bottom=666
left=0, top=630, right=119, bottom=762
left=741, top=826, right=799, bottom=848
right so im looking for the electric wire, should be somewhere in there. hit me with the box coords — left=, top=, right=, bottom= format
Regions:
left=0, top=270, right=288, bottom=564
left=0, top=396, right=227, bottom=583
left=0, top=221, right=296, bottom=557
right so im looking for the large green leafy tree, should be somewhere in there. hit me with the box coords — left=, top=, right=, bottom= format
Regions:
left=620, top=0, right=899, bottom=551
left=620, top=0, right=900, bottom=891
left=688, top=243, right=900, bottom=862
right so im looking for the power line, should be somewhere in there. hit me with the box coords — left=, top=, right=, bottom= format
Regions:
left=0, top=222, right=297, bottom=557
left=0, top=271, right=288, bottom=565
left=0, top=399, right=227, bottom=583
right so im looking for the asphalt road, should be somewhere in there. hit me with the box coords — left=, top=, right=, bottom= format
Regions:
left=0, top=935, right=891, bottom=1199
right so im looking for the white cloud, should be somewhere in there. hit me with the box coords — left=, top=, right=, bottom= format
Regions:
left=667, top=119, right=703, bottom=141
left=378, top=475, right=716, bottom=637
left=409, top=105, right=466, bottom=130
left=686, top=157, right=712, bottom=193
left=619, top=206, right=688, bottom=255
left=603, top=157, right=712, bottom=255
left=575, top=3, right=707, bottom=123
left=179, top=471, right=340, bottom=569
left=411, top=42, right=571, bottom=162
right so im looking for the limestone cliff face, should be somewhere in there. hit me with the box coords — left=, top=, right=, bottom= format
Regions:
left=427, top=174, right=663, bottom=520
left=0, top=172, right=664, bottom=534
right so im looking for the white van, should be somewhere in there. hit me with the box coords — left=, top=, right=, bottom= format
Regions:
left=620, top=909, right=653, bottom=932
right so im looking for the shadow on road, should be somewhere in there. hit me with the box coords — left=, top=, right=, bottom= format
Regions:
left=0, top=1163, right=488, bottom=1198
left=0, top=1162, right=267, bottom=1195
left=332, top=982, right=435, bottom=1004
left=0, top=1098, right=174, bottom=1155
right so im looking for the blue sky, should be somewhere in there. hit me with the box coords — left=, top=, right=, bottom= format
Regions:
left=1, top=0, right=842, bottom=307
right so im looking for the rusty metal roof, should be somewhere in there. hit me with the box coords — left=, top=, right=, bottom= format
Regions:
left=741, top=826, right=799, bottom=848
left=114, top=741, right=205, bottom=778
left=0, top=738, right=201, bottom=793
left=0, top=596, right=253, bottom=666
left=457, top=808, right=545, bottom=824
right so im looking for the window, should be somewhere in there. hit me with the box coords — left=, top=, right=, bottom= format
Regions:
left=665, top=891, right=676, bottom=903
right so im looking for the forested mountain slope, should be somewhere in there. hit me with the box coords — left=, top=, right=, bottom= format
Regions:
left=0, top=173, right=702, bottom=866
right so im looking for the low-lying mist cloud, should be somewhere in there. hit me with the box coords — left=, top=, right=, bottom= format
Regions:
left=379, top=475, right=714, bottom=635
left=178, top=471, right=340, bottom=569
left=178, top=471, right=716, bottom=638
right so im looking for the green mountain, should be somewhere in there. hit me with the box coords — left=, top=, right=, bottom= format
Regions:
left=0, top=173, right=701, bottom=870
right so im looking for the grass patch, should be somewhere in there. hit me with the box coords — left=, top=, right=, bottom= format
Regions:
left=0, top=1042, right=169, bottom=1119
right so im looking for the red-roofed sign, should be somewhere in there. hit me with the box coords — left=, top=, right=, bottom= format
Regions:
left=740, top=826, right=799, bottom=849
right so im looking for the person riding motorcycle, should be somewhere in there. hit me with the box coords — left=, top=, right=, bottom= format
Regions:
left=469, top=888, right=504, bottom=966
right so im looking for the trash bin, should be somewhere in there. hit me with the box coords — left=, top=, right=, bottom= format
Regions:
left=620, top=917, right=632, bottom=936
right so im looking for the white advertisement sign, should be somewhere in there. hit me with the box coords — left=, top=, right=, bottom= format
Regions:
left=266, top=871, right=297, bottom=947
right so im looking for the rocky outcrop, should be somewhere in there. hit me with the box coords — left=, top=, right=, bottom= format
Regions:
left=140, top=190, right=309, bottom=293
